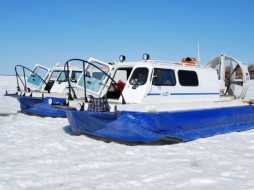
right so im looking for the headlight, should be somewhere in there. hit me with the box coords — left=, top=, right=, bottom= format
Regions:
left=142, top=53, right=150, bottom=60
left=119, top=55, right=126, bottom=62
left=76, top=103, right=83, bottom=111
left=48, top=98, right=53, bottom=105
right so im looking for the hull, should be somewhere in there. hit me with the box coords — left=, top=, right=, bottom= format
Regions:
left=66, top=105, right=254, bottom=145
left=16, top=96, right=67, bottom=118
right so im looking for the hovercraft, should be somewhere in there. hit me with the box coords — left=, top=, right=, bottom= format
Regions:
left=65, top=54, right=254, bottom=144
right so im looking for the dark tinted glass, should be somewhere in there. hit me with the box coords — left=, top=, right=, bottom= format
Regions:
left=178, top=70, right=199, bottom=86
left=152, top=69, right=176, bottom=86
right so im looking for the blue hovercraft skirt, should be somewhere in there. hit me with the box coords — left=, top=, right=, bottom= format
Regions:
left=16, top=96, right=68, bottom=118
left=66, top=105, right=254, bottom=145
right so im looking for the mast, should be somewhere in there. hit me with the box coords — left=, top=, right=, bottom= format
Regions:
left=197, top=42, right=201, bottom=65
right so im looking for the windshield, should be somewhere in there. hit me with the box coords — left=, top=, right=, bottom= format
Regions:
left=27, top=66, right=49, bottom=87
left=129, top=67, right=149, bottom=86
left=77, top=62, right=110, bottom=93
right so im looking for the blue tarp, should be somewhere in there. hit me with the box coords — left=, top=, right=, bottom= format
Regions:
left=66, top=105, right=254, bottom=144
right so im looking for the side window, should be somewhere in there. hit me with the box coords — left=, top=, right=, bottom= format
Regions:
left=107, top=68, right=132, bottom=96
left=178, top=70, right=199, bottom=86
left=114, top=70, right=128, bottom=83
left=129, top=67, right=149, bottom=86
left=108, top=69, right=128, bottom=96
left=44, top=70, right=61, bottom=91
left=152, top=69, right=176, bottom=86
left=49, top=71, right=61, bottom=81
left=70, top=71, right=82, bottom=82
left=57, top=71, right=69, bottom=82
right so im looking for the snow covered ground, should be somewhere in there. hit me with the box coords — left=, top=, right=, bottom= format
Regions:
left=1, top=75, right=254, bottom=190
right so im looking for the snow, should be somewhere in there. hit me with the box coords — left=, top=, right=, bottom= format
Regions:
left=1, top=75, right=254, bottom=190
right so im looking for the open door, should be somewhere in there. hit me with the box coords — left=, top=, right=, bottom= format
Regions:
left=26, top=64, right=50, bottom=91
left=76, top=58, right=113, bottom=98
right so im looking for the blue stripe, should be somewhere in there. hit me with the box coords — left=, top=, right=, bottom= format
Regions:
left=147, top=93, right=161, bottom=96
left=170, top=93, right=219, bottom=95
left=147, top=92, right=219, bottom=96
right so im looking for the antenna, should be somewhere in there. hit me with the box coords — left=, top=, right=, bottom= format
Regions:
left=197, top=42, right=201, bottom=65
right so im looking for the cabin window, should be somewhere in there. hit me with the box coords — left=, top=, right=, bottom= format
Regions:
left=49, top=70, right=61, bottom=81
left=107, top=68, right=133, bottom=99
left=44, top=70, right=61, bottom=91
left=112, top=68, right=132, bottom=84
left=33, top=66, right=48, bottom=78
left=77, top=62, right=110, bottom=93
left=129, top=67, right=149, bottom=86
left=27, top=66, right=48, bottom=87
left=57, top=71, right=69, bottom=82
left=152, top=69, right=176, bottom=86
left=87, top=62, right=109, bottom=81
left=178, top=70, right=199, bottom=86
left=70, top=71, right=82, bottom=82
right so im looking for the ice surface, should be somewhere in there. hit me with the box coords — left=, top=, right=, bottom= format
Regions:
left=1, top=76, right=254, bottom=190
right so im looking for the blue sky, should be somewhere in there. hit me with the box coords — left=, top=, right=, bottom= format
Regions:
left=1, top=0, right=254, bottom=75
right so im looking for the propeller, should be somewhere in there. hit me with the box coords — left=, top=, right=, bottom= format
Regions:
left=206, top=55, right=249, bottom=98
left=225, top=64, right=241, bottom=95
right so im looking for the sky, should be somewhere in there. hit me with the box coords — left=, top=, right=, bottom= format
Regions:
left=1, top=0, right=254, bottom=75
